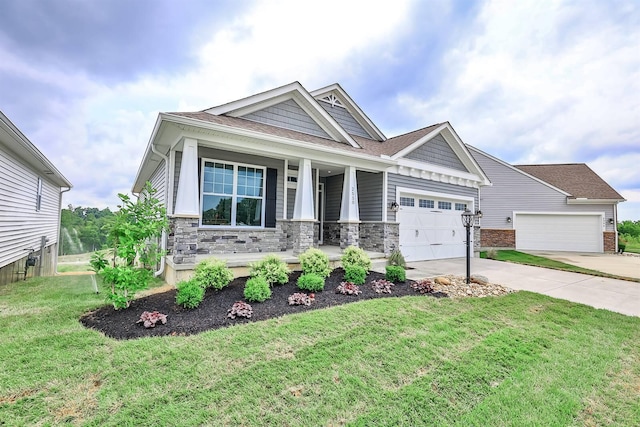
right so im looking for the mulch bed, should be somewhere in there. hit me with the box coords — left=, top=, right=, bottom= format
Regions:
left=80, top=269, right=446, bottom=340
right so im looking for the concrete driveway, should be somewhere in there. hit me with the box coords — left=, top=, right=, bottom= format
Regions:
left=404, top=257, right=640, bottom=317
left=523, top=251, right=640, bottom=280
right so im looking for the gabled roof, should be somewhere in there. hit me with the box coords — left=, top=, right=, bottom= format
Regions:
left=0, top=111, right=72, bottom=188
left=203, top=81, right=360, bottom=148
left=310, top=83, right=386, bottom=141
left=515, top=164, right=625, bottom=201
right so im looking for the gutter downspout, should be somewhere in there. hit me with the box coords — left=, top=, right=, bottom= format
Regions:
left=56, top=187, right=72, bottom=275
left=150, top=143, right=169, bottom=277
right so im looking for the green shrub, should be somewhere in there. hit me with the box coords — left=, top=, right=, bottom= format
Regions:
left=297, top=273, right=325, bottom=292
left=194, top=258, right=234, bottom=290
left=341, top=246, right=371, bottom=271
left=486, top=248, right=498, bottom=260
left=385, top=265, right=406, bottom=282
left=299, top=248, right=332, bottom=278
left=618, top=242, right=626, bottom=253
left=175, top=279, right=205, bottom=309
left=249, top=255, right=290, bottom=286
left=387, top=249, right=406, bottom=268
left=344, top=265, right=367, bottom=285
left=244, top=276, right=271, bottom=302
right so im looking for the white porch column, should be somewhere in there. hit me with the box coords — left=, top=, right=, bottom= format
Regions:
left=293, top=158, right=315, bottom=220
left=340, top=166, right=360, bottom=221
left=174, top=138, right=200, bottom=216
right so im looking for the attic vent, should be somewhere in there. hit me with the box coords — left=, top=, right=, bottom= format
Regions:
left=319, top=94, right=345, bottom=108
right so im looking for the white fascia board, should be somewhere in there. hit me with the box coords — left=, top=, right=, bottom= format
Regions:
left=0, top=111, right=72, bottom=188
left=164, top=114, right=395, bottom=171
left=567, top=198, right=626, bottom=204
left=311, top=83, right=387, bottom=141
left=204, top=82, right=359, bottom=148
left=467, top=145, right=572, bottom=197
left=391, top=158, right=485, bottom=189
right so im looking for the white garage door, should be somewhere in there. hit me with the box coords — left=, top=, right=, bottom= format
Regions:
left=398, top=194, right=469, bottom=261
left=515, top=214, right=602, bottom=252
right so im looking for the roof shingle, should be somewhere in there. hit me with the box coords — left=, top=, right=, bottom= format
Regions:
left=515, top=164, right=624, bottom=200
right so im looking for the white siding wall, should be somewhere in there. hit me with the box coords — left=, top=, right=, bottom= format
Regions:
left=0, top=147, right=60, bottom=268
left=471, top=149, right=616, bottom=232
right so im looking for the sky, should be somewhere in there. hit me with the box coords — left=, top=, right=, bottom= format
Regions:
left=1, top=0, right=638, bottom=220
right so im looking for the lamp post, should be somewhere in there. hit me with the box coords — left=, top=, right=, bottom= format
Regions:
left=461, top=209, right=475, bottom=284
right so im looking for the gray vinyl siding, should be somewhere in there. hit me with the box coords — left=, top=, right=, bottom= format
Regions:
left=242, top=99, right=331, bottom=139
left=197, top=147, right=285, bottom=222
left=406, top=134, right=468, bottom=172
left=147, top=160, right=166, bottom=207
left=357, top=171, right=383, bottom=221
left=317, top=101, right=371, bottom=139
left=0, top=147, right=60, bottom=268
left=386, top=173, right=478, bottom=222
left=470, top=149, right=616, bottom=231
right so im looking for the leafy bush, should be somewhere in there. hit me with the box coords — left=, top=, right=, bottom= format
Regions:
left=335, top=282, right=361, bottom=295
left=194, top=258, right=234, bottom=290
left=297, top=273, right=325, bottom=292
left=136, top=311, right=167, bottom=328
left=94, top=182, right=168, bottom=309
left=411, top=279, right=434, bottom=294
left=249, top=255, right=290, bottom=286
left=341, top=246, right=371, bottom=271
left=343, top=265, right=367, bottom=285
left=371, top=279, right=394, bottom=294
left=227, top=301, right=253, bottom=319
left=244, top=276, right=271, bottom=302
left=175, top=279, right=205, bottom=309
left=387, top=249, right=406, bottom=268
left=299, top=247, right=332, bottom=278
left=618, top=242, right=626, bottom=253
left=288, top=292, right=313, bottom=306
left=385, top=265, right=406, bottom=282
left=486, top=248, right=498, bottom=260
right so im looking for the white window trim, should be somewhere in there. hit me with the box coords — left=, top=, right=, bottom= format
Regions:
left=200, top=158, right=266, bottom=228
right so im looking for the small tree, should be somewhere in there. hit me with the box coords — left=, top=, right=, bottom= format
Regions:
left=93, top=182, right=168, bottom=309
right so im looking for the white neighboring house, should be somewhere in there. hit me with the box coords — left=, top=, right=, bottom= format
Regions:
left=0, top=111, right=72, bottom=285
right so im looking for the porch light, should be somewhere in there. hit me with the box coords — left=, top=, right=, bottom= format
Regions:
left=389, top=201, right=400, bottom=212
left=461, top=209, right=480, bottom=285
left=506, top=216, right=512, bottom=223
left=609, top=218, right=615, bottom=225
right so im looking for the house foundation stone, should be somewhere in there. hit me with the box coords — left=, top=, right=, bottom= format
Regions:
left=603, top=231, right=616, bottom=253
left=359, top=222, right=399, bottom=255
left=340, top=222, right=360, bottom=249
left=480, top=228, right=516, bottom=249
left=291, top=220, right=318, bottom=255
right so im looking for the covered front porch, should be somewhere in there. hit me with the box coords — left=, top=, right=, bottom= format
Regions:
left=167, top=137, right=400, bottom=271
left=163, top=245, right=388, bottom=286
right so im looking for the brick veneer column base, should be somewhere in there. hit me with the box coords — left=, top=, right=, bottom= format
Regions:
left=603, top=231, right=616, bottom=253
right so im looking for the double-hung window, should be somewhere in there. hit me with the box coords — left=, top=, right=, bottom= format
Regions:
left=201, top=160, right=265, bottom=227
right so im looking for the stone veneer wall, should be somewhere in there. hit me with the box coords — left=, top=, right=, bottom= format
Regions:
left=290, top=220, right=318, bottom=255
left=359, top=222, right=399, bottom=255
left=323, top=222, right=340, bottom=246
left=603, top=231, right=616, bottom=252
left=169, top=217, right=286, bottom=264
left=480, top=228, right=516, bottom=249
left=340, top=222, right=360, bottom=249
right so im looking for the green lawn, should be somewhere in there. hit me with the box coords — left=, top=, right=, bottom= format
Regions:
left=624, top=241, right=640, bottom=254
left=1, top=276, right=639, bottom=426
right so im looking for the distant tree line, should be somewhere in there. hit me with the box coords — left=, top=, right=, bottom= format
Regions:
left=617, top=220, right=640, bottom=238
left=60, top=206, right=115, bottom=255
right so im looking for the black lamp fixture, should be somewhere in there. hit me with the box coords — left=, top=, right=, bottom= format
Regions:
left=609, top=218, right=615, bottom=225
left=389, top=201, right=399, bottom=212
left=506, top=216, right=512, bottom=223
